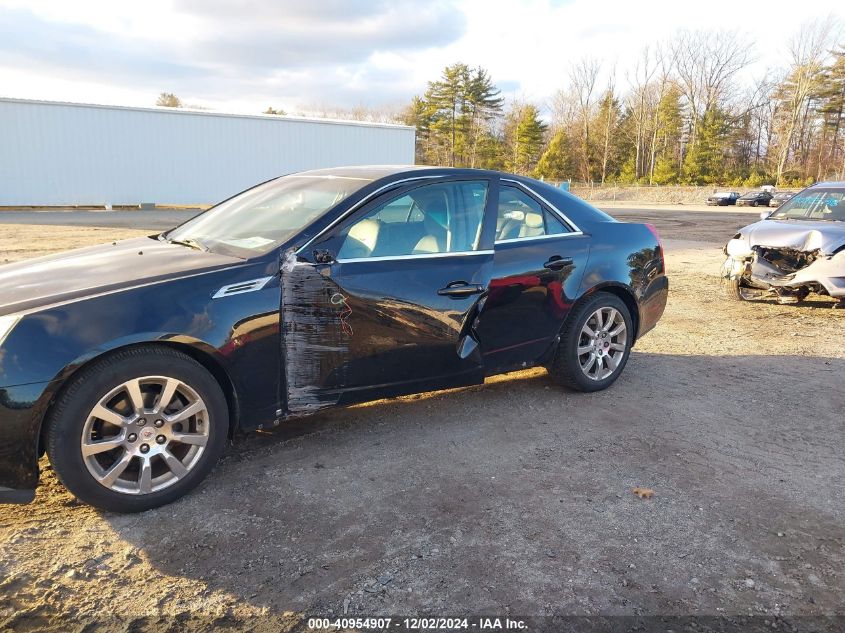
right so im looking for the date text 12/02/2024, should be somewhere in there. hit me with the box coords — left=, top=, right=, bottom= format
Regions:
left=307, top=617, right=527, bottom=630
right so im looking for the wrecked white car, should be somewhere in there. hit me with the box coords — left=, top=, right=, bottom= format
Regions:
left=722, top=183, right=845, bottom=306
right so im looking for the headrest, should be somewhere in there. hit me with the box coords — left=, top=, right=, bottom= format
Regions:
left=412, top=188, right=448, bottom=230
left=524, top=212, right=543, bottom=229
left=347, top=219, right=380, bottom=252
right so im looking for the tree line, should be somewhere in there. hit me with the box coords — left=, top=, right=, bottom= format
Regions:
left=402, top=21, right=844, bottom=187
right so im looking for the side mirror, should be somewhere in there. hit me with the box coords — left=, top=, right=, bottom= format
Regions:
left=760, top=210, right=771, bottom=220
left=313, top=249, right=336, bottom=264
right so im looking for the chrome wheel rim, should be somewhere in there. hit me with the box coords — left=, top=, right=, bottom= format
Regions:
left=577, top=307, right=627, bottom=381
left=81, top=376, right=210, bottom=495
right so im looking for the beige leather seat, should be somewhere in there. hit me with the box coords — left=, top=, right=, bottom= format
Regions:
left=339, top=219, right=381, bottom=258
left=411, top=189, right=450, bottom=254
left=520, top=212, right=544, bottom=238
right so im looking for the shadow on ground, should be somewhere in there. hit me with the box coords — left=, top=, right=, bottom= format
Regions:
left=95, top=351, right=844, bottom=620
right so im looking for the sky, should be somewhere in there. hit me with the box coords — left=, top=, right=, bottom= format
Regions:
left=0, top=0, right=842, bottom=117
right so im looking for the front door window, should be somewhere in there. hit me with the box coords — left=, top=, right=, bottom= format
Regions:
left=337, top=181, right=489, bottom=259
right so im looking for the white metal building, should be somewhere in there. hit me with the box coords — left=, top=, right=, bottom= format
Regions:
left=0, top=98, right=416, bottom=206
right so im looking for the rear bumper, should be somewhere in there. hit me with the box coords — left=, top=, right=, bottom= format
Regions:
left=0, top=380, right=55, bottom=501
left=637, top=274, right=669, bottom=339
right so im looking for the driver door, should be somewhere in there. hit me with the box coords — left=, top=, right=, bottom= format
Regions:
left=280, top=177, right=498, bottom=415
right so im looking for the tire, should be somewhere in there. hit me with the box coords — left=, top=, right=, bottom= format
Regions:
left=750, top=200, right=758, bottom=207
left=46, top=346, right=228, bottom=513
left=549, top=292, right=633, bottom=392
left=725, top=276, right=746, bottom=301
left=725, top=277, right=764, bottom=302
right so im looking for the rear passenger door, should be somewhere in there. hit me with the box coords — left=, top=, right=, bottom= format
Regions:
left=475, top=180, right=591, bottom=373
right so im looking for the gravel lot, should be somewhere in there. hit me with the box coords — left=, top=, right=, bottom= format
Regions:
left=0, top=208, right=842, bottom=631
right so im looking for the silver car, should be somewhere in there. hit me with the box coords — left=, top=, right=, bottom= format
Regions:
left=722, top=182, right=845, bottom=306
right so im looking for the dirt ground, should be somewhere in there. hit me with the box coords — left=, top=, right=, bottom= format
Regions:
left=0, top=214, right=843, bottom=631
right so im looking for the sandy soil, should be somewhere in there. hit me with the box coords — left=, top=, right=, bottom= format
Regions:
left=0, top=225, right=150, bottom=264
left=0, top=223, right=843, bottom=631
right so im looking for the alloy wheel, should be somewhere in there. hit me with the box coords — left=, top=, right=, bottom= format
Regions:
left=80, top=376, right=210, bottom=495
left=577, top=307, right=628, bottom=381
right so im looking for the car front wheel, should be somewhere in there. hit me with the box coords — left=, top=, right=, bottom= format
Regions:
left=46, top=346, right=228, bottom=512
left=549, top=292, right=633, bottom=392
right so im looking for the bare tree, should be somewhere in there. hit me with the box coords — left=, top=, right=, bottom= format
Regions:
left=672, top=30, right=754, bottom=146
left=568, top=57, right=601, bottom=181
left=647, top=43, right=678, bottom=183
left=772, top=19, right=838, bottom=184
left=598, top=67, right=617, bottom=184
left=625, top=47, right=659, bottom=182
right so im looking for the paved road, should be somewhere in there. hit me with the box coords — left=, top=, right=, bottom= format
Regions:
left=0, top=208, right=200, bottom=230
left=0, top=205, right=760, bottom=244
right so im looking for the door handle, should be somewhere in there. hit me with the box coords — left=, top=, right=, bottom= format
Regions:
left=437, top=281, right=485, bottom=298
left=544, top=256, right=573, bottom=271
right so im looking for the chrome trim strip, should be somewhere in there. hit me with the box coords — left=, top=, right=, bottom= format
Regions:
left=495, top=232, right=585, bottom=245
left=212, top=275, right=274, bottom=299
left=501, top=178, right=583, bottom=234
left=296, top=175, right=447, bottom=255
left=336, top=250, right=494, bottom=264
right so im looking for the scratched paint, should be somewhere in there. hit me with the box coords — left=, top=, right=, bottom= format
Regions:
left=280, top=250, right=349, bottom=415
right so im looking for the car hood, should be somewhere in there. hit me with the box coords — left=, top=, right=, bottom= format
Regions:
left=0, top=237, right=247, bottom=315
left=739, top=219, right=845, bottom=253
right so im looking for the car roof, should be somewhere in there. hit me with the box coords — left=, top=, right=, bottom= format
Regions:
left=808, top=181, right=845, bottom=189
left=290, top=165, right=435, bottom=180
left=289, top=165, right=533, bottom=181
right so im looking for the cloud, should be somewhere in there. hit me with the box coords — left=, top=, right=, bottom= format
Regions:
left=0, top=1, right=468, bottom=108
left=0, top=8, right=205, bottom=84
left=174, top=0, right=466, bottom=69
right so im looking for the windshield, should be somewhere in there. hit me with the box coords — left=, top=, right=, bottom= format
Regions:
left=768, top=188, right=845, bottom=221
left=165, top=174, right=372, bottom=257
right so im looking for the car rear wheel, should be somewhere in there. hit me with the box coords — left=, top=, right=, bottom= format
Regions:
left=549, top=292, right=633, bottom=392
left=46, top=346, right=228, bottom=512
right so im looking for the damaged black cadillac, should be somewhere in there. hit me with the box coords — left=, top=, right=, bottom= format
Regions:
left=0, top=166, right=668, bottom=512
left=723, top=182, right=845, bottom=306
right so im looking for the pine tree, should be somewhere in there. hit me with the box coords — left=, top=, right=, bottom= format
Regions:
left=535, top=129, right=574, bottom=181
left=504, top=104, right=547, bottom=175
left=683, top=109, right=730, bottom=184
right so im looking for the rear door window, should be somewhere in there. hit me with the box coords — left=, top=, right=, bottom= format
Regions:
left=495, top=186, right=569, bottom=242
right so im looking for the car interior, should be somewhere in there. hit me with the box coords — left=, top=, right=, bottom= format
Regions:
left=495, top=187, right=567, bottom=241
left=337, top=182, right=487, bottom=259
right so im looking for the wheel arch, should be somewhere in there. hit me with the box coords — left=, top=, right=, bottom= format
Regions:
left=37, top=340, right=240, bottom=456
left=564, top=283, right=641, bottom=344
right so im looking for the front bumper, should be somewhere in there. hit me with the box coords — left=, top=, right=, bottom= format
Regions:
left=722, top=252, right=845, bottom=299
left=0, top=380, right=55, bottom=504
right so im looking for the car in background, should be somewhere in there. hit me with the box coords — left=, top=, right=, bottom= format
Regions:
left=736, top=191, right=773, bottom=207
left=0, top=166, right=668, bottom=512
left=769, top=191, right=796, bottom=208
left=722, top=182, right=845, bottom=306
left=706, top=192, right=741, bottom=206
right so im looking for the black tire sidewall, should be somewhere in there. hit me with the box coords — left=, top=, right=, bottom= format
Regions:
left=555, top=293, right=633, bottom=392
left=46, top=347, right=228, bottom=513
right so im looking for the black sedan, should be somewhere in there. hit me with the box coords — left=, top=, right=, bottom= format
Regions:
left=706, top=192, right=741, bottom=206
left=736, top=191, right=773, bottom=207
left=0, top=167, right=668, bottom=512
